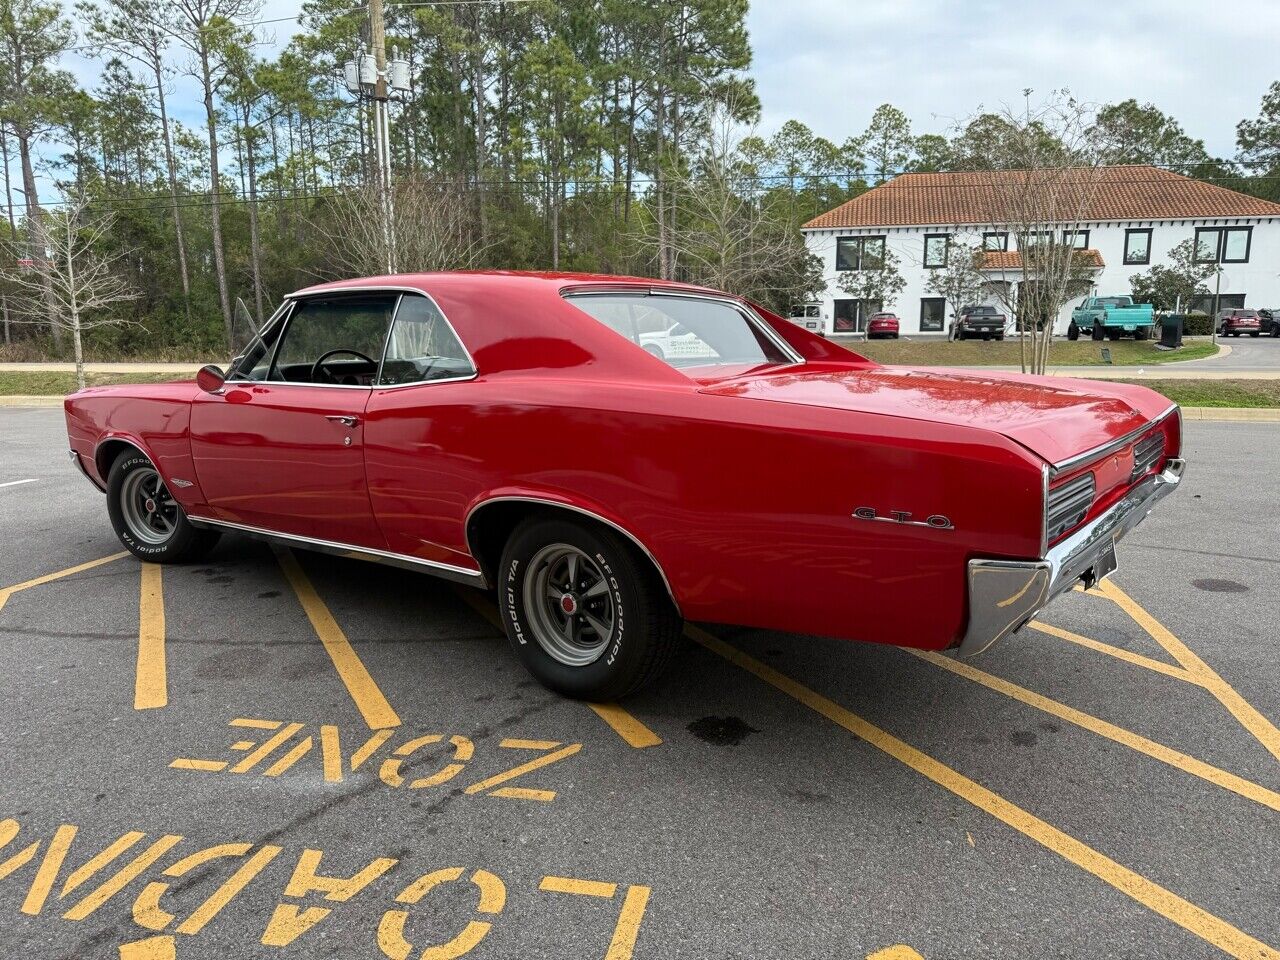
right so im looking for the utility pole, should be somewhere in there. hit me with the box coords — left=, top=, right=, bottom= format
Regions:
left=369, top=0, right=394, bottom=275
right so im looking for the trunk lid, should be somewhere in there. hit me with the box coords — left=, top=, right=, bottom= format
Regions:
left=699, top=364, right=1169, bottom=466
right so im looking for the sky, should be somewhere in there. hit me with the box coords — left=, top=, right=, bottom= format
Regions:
left=42, top=0, right=1280, bottom=202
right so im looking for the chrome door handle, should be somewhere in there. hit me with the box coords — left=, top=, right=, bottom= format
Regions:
left=325, top=415, right=360, bottom=428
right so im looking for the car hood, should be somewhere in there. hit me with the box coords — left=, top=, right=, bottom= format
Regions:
left=699, top=364, right=1171, bottom=466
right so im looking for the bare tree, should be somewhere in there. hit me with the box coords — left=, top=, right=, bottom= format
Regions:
left=925, top=239, right=986, bottom=339
left=836, top=244, right=906, bottom=320
left=4, top=191, right=139, bottom=389
left=313, top=178, right=486, bottom=279
left=960, top=91, right=1106, bottom=373
left=642, top=103, right=823, bottom=308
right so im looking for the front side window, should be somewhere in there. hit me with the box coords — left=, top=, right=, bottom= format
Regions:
left=377, top=295, right=475, bottom=386
left=982, top=231, right=1009, bottom=252
left=923, top=234, right=948, bottom=268
left=567, top=293, right=796, bottom=370
left=836, top=235, right=887, bottom=271
left=270, top=296, right=395, bottom=384
left=1124, top=229, right=1152, bottom=265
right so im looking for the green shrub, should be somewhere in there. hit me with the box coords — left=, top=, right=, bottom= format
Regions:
left=1157, top=312, right=1213, bottom=336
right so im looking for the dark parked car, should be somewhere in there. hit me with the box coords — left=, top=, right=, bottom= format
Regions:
left=953, top=305, right=1007, bottom=341
left=1217, top=309, right=1262, bottom=337
left=1258, top=309, right=1280, bottom=337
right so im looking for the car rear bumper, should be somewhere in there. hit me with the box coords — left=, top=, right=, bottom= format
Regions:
left=957, top=457, right=1185, bottom=657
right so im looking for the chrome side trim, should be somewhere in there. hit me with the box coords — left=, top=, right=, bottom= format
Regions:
left=186, top=516, right=486, bottom=586
left=1050, top=404, right=1178, bottom=476
left=960, top=457, right=1185, bottom=657
left=463, top=496, right=682, bottom=617
left=69, top=449, right=106, bottom=493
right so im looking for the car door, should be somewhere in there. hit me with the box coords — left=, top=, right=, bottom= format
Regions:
left=189, top=292, right=398, bottom=549
left=362, top=293, right=482, bottom=573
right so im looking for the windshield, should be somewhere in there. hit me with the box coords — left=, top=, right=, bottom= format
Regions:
left=566, top=293, right=798, bottom=370
left=1097, top=297, right=1132, bottom=307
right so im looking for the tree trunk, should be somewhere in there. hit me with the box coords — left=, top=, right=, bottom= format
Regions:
left=0, top=126, right=14, bottom=233
left=65, top=215, right=84, bottom=391
left=2, top=294, right=10, bottom=345
left=244, top=107, right=265, bottom=326
left=16, top=128, right=61, bottom=346
left=154, top=67, right=192, bottom=312
left=200, top=50, right=234, bottom=348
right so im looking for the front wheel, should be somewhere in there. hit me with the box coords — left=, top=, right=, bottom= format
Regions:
left=498, top=517, right=683, bottom=700
left=1067, top=321, right=1080, bottom=341
left=106, top=452, right=220, bottom=562
left=1250, top=332, right=1260, bottom=337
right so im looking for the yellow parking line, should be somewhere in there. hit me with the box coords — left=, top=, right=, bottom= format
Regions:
left=1030, top=621, right=1201, bottom=685
left=454, top=586, right=662, bottom=750
left=274, top=547, right=400, bottom=731
left=1099, top=579, right=1280, bottom=765
left=134, top=564, right=167, bottom=710
left=688, top=626, right=1280, bottom=960
left=0, top=551, right=129, bottom=614
left=909, top=649, right=1280, bottom=812
left=867, top=949, right=925, bottom=960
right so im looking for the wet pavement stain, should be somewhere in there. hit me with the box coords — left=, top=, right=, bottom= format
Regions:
left=687, top=715, right=759, bottom=746
left=1192, top=579, right=1249, bottom=593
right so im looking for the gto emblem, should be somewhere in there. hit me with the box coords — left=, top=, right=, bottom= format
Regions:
left=853, top=507, right=954, bottom=530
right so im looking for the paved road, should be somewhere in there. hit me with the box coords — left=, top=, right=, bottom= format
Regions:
left=1, top=408, right=1277, bottom=959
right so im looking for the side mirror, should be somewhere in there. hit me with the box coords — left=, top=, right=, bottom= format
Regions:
left=196, top=364, right=226, bottom=394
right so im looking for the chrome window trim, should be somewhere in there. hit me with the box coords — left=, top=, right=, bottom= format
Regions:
left=225, top=285, right=479, bottom=391
left=1049, top=404, right=1179, bottom=477
left=565, top=287, right=806, bottom=369
left=226, top=299, right=295, bottom=384
left=186, top=516, right=486, bottom=586
left=463, top=495, right=682, bottom=617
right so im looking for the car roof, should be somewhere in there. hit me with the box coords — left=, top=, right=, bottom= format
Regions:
left=288, top=270, right=724, bottom=300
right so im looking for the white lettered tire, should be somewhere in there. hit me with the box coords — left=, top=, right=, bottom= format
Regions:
left=105, top=452, right=220, bottom=562
left=498, top=516, right=682, bottom=699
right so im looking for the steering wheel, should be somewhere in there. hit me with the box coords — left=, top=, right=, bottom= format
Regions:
left=310, top=349, right=377, bottom=384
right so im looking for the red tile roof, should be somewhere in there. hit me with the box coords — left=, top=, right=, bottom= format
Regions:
left=980, top=249, right=1104, bottom=270
left=803, top=165, right=1280, bottom=229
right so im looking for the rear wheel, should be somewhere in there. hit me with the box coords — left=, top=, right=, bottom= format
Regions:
left=106, top=452, right=220, bottom=562
left=1250, top=331, right=1260, bottom=337
left=1091, top=323, right=1104, bottom=341
left=498, top=516, right=682, bottom=700
left=1107, top=329, right=1121, bottom=341
left=1067, top=321, right=1080, bottom=341
left=1135, top=327, right=1149, bottom=341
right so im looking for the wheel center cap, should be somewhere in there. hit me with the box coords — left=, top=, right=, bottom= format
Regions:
left=559, top=594, right=579, bottom=616
left=144, top=498, right=157, bottom=513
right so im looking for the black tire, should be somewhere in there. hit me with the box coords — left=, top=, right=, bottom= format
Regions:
left=498, top=516, right=682, bottom=700
left=1067, top=321, right=1080, bottom=341
left=1271, top=325, right=1279, bottom=338
left=106, top=452, right=220, bottom=562
left=1107, top=329, right=1121, bottom=341
left=1134, top=327, right=1149, bottom=341
left=1250, top=332, right=1260, bottom=338
left=995, top=334, right=1004, bottom=341
left=1091, top=322, right=1104, bottom=341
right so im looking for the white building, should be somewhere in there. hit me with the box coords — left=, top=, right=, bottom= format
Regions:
left=801, top=165, right=1280, bottom=335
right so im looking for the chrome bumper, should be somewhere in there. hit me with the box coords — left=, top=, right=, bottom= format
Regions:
left=958, top=457, right=1185, bottom=657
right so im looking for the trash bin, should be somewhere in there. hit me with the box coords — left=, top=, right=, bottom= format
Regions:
left=1160, top=314, right=1184, bottom=348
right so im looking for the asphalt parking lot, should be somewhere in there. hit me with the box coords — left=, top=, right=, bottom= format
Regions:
left=1, top=407, right=1277, bottom=960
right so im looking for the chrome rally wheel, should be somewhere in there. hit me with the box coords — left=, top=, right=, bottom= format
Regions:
left=105, top=452, right=220, bottom=562
left=119, top=466, right=178, bottom=545
left=523, top=543, right=615, bottom=667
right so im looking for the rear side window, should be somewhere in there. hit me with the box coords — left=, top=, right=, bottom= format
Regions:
left=566, top=293, right=797, bottom=369
left=377, top=295, right=475, bottom=386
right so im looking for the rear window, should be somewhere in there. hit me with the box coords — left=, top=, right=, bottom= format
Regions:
left=566, top=293, right=798, bottom=370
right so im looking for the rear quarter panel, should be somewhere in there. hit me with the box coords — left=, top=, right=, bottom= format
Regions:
left=364, top=377, right=1046, bottom=651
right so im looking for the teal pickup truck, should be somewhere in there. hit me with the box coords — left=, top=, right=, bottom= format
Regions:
left=1068, top=296, right=1156, bottom=341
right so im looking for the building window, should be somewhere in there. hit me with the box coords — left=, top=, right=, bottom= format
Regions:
left=1124, top=229, right=1152, bottom=265
left=982, top=231, right=1008, bottom=252
left=923, top=234, right=948, bottom=268
left=920, top=298, right=946, bottom=332
left=1062, top=229, right=1090, bottom=249
left=1195, top=226, right=1252, bottom=264
left=1019, top=230, right=1054, bottom=249
left=833, top=298, right=882, bottom=333
left=835, top=236, right=886, bottom=271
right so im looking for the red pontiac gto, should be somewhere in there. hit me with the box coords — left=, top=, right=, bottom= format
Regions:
left=65, top=272, right=1185, bottom=699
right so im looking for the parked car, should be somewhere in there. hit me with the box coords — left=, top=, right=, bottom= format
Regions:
left=788, top=303, right=827, bottom=337
left=867, top=312, right=900, bottom=339
left=1068, top=296, right=1155, bottom=341
left=65, top=272, right=1185, bottom=699
left=953, top=305, right=1007, bottom=341
left=1217, top=308, right=1263, bottom=337
left=1259, top=309, right=1280, bottom=337
left=638, top=321, right=720, bottom=361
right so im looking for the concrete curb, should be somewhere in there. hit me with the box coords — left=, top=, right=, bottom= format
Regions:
left=1181, top=407, right=1280, bottom=422
left=0, top=396, right=65, bottom=407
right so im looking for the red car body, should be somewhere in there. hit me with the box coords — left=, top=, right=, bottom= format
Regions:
left=1218, top=309, right=1262, bottom=337
left=867, top=313, right=900, bottom=339
left=65, top=272, right=1184, bottom=658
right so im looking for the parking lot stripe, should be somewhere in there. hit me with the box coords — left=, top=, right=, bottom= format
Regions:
left=910, top=649, right=1280, bottom=812
left=135, top=564, right=167, bottom=710
left=0, top=551, right=128, bottom=614
left=540, top=876, right=618, bottom=898
left=587, top=703, right=663, bottom=749
left=1100, top=580, right=1280, bottom=766
left=275, top=547, right=401, bottom=731
left=454, top=587, right=663, bottom=749
left=1030, top=621, right=1201, bottom=684
left=0, top=478, right=38, bottom=489
left=689, top=626, right=1280, bottom=960
left=606, top=884, right=651, bottom=960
